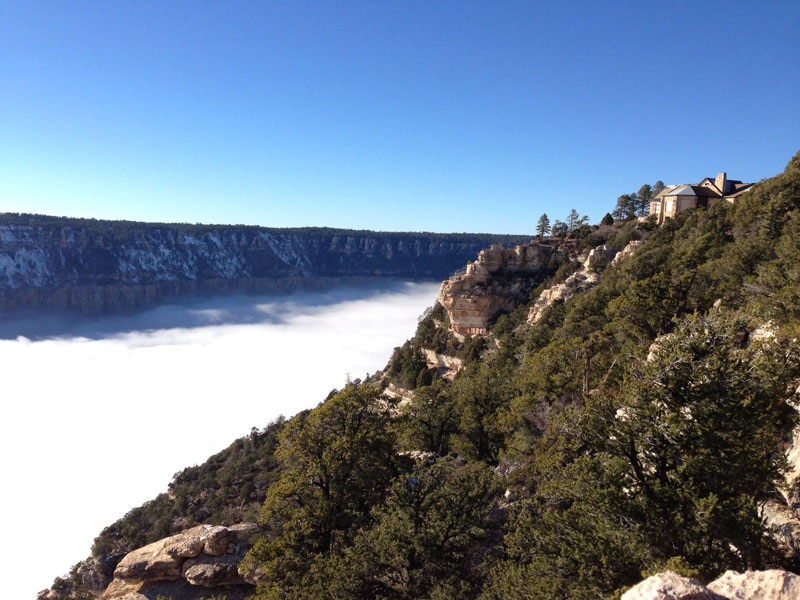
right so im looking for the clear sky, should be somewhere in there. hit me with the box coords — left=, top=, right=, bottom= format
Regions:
left=1, top=1, right=798, bottom=234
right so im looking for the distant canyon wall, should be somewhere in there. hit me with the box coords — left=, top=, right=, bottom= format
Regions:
left=0, top=215, right=530, bottom=314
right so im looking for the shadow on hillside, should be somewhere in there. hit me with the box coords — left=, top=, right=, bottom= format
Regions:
left=0, top=281, right=418, bottom=340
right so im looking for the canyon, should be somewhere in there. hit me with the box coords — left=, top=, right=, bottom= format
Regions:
left=0, top=214, right=529, bottom=315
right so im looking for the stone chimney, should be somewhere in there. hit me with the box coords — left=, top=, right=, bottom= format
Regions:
left=715, top=172, right=728, bottom=194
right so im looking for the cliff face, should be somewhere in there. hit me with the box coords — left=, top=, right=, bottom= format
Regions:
left=0, top=215, right=530, bottom=314
left=437, top=241, right=566, bottom=335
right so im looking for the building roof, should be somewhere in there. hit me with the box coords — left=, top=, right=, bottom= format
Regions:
left=724, top=183, right=756, bottom=199
left=691, top=185, right=722, bottom=197
left=666, top=185, right=699, bottom=196
left=653, top=185, right=682, bottom=199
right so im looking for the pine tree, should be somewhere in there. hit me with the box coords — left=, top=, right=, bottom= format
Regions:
left=637, top=184, right=653, bottom=217
left=535, top=213, right=550, bottom=238
left=566, top=209, right=580, bottom=231
left=551, top=220, right=568, bottom=237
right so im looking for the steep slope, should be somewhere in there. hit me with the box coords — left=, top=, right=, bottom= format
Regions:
left=0, top=215, right=530, bottom=314
left=41, top=152, right=800, bottom=600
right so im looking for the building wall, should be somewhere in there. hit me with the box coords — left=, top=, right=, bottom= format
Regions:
left=664, top=195, right=678, bottom=219
left=650, top=200, right=663, bottom=223
left=677, top=196, right=698, bottom=213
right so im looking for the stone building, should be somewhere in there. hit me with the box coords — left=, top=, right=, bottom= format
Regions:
left=649, top=172, right=754, bottom=225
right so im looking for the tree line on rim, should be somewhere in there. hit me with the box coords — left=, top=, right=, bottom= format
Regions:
left=535, top=180, right=666, bottom=239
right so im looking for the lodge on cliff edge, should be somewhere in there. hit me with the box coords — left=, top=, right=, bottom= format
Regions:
left=649, top=172, right=754, bottom=225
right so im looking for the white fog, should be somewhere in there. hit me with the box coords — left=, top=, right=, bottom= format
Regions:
left=0, top=282, right=440, bottom=599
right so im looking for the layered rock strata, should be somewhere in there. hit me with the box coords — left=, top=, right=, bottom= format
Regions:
left=438, top=241, right=566, bottom=335
left=0, top=216, right=529, bottom=315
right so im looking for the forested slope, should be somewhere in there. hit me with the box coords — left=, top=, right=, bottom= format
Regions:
left=44, top=151, right=800, bottom=600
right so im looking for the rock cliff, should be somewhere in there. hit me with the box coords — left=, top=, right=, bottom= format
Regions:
left=437, top=241, right=566, bottom=335
left=0, top=214, right=530, bottom=315
left=527, top=240, right=641, bottom=323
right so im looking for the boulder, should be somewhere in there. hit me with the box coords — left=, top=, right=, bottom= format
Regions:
left=623, top=570, right=800, bottom=600
left=113, top=525, right=212, bottom=581
left=102, top=523, right=258, bottom=600
left=620, top=572, right=720, bottom=600
left=183, top=553, right=244, bottom=586
left=708, top=569, right=800, bottom=599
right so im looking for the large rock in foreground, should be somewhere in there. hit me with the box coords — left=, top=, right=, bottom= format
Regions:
left=707, top=570, right=800, bottom=599
left=102, top=523, right=258, bottom=600
left=622, top=570, right=800, bottom=600
left=620, top=571, right=720, bottom=600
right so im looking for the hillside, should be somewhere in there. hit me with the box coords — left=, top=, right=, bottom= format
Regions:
left=40, top=151, right=800, bottom=600
left=0, top=215, right=530, bottom=315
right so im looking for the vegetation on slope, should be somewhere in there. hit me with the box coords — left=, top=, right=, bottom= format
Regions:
left=92, top=418, right=286, bottom=558
left=47, top=151, right=800, bottom=600
left=238, top=152, right=800, bottom=600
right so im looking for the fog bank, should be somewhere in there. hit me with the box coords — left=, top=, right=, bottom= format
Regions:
left=1, top=282, right=440, bottom=599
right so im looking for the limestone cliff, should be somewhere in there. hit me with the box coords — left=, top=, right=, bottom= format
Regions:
left=437, top=241, right=566, bottom=335
left=0, top=214, right=530, bottom=315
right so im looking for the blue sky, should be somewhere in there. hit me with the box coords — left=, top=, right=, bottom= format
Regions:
left=1, top=1, right=798, bottom=233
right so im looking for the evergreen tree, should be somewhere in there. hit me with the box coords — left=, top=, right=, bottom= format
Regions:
left=336, top=457, right=501, bottom=600
left=637, top=184, right=653, bottom=216
left=551, top=220, right=568, bottom=238
left=452, top=362, right=512, bottom=465
left=242, top=386, right=401, bottom=599
left=535, top=213, right=550, bottom=238
left=566, top=209, right=580, bottom=231
left=400, top=380, right=459, bottom=455
left=613, top=194, right=636, bottom=220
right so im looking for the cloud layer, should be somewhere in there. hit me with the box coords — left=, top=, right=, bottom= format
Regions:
left=1, top=282, right=439, bottom=599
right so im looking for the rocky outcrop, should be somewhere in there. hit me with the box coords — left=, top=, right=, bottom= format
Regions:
left=422, top=348, right=464, bottom=381
left=622, top=570, right=800, bottom=600
left=527, top=263, right=598, bottom=324
left=707, top=570, right=800, bottom=599
left=585, top=244, right=618, bottom=269
left=527, top=240, right=643, bottom=324
left=621, top=571, right=719, bottom=600
left=101, top=523, right=258, bottom=600
left=438, top=241, right=565, bottom=335
left=761, top=499, right=800, bottom=557
left=74, top=556, right=122, bottom=596
left=527, top=245, right=610, bottom=324
left=0, top=215, right=530, bottom=315
left=611, top=239, right=644, bottom=265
